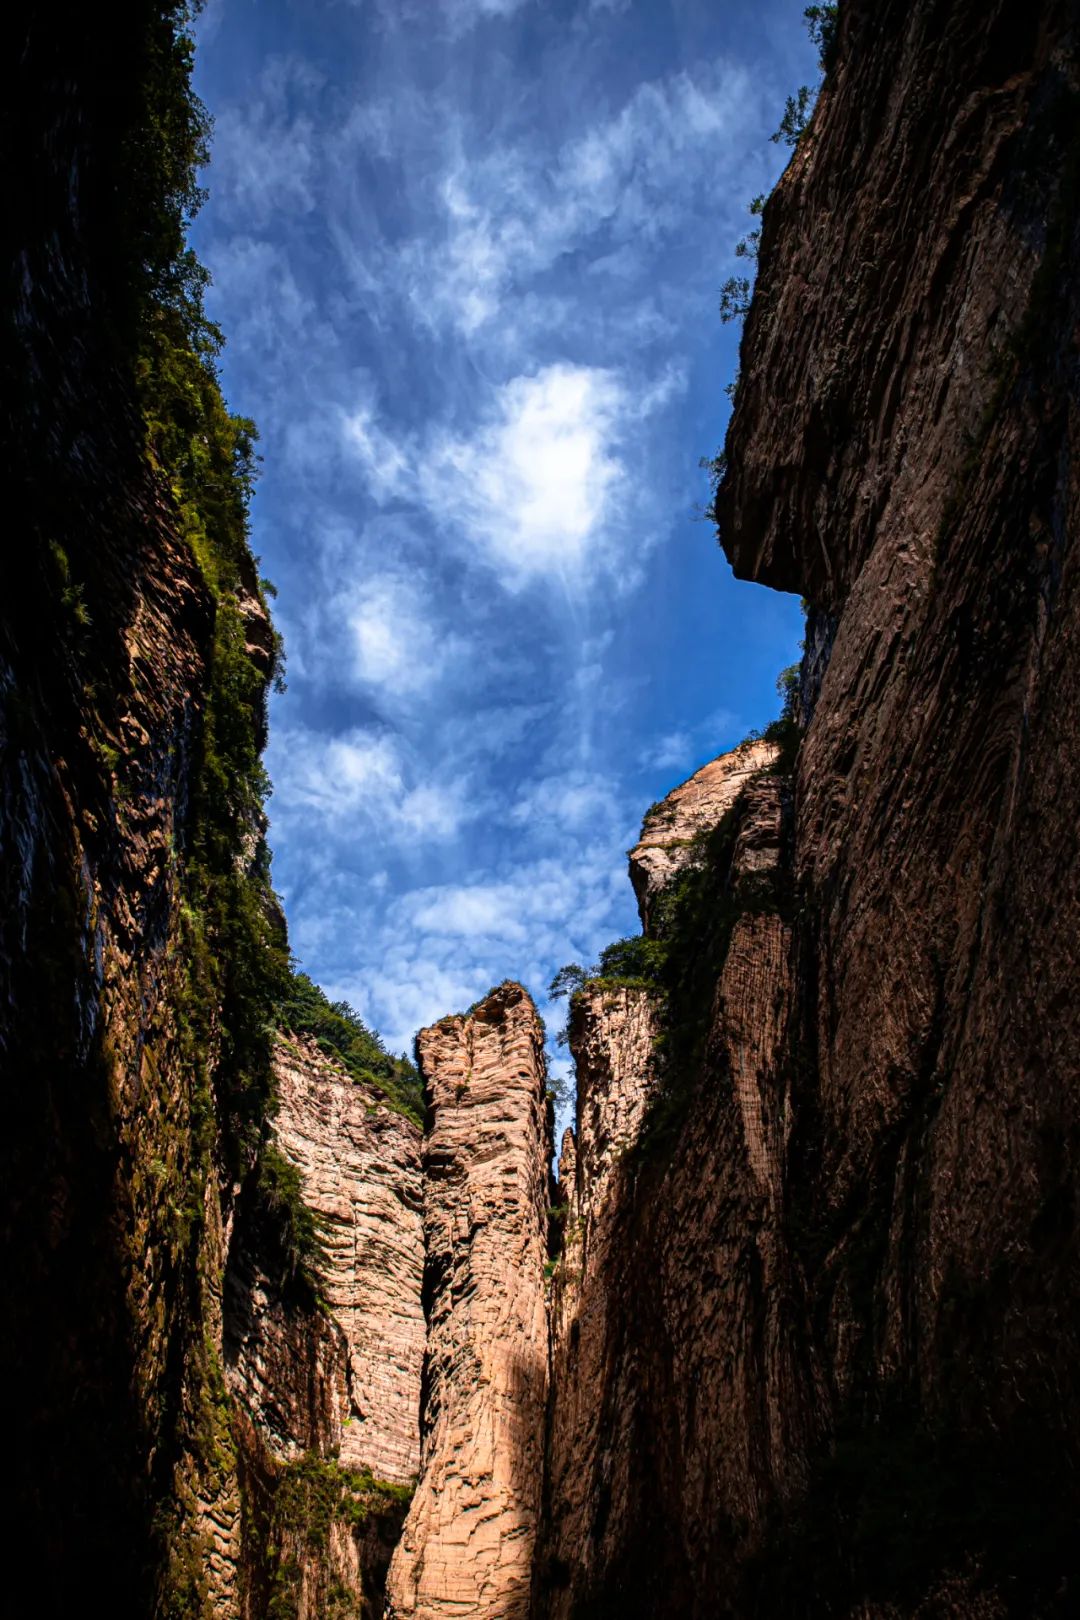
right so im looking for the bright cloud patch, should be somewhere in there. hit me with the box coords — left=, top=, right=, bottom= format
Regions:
left=344, top=573, right=453, bottom=696
left=268, top=723, right=473, bottom=844
left=397, top=60, right=760, bottom=339
left=427, top=365, right=625, bottom=584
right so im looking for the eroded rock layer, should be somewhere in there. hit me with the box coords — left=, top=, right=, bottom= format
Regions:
left=386, top=983, right=550, bottom=1620
left=629, top=737, right=778, bottom=926
left=716, top=0, right=1080, bottom=1610
left=227, top=1033, right=424, bottom=1484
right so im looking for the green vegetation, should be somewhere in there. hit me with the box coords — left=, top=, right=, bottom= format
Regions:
left=740, top=662, right=801, bottom=771
left=279, top=970, right=424, bottom=1124
left=253, top=1143, right=329, bottom=1303
left=804, top=3, right=840, bottom=72
left=771, top=84, right=814, bottom=148
left=268, top=1453, right=414, bottom=1620
left=121, top=3, right=292, bottom=1181
left=110, top=2, right=416, bottom=1592
left=707, top=5, right=840, bottom=517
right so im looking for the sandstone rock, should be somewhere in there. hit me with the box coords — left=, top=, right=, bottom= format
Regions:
left=272, top=1032, right=424, bottom=1484
left=386, top=983, right=550, bottom=1620
left=537, top=769, right=806, bottom=1618
left=717, top=0, right=1080, bottom=1607
left=566, top=984, right=660, bottom=1251
left=223, top=1034, right=424, bottom=1614
left=629, top=738, right=779, bottom=927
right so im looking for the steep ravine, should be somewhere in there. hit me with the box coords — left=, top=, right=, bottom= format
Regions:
left=6, top=0, right=1079, bottom=1615
left=396, top=0, right=1080, bottom=1614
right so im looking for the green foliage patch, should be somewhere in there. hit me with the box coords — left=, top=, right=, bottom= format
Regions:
left=253, top=1143, right=329, bottom=1304
left=267, top=1453, right=414, bottom=1620
left=278, top=971, right=424, bottom=1125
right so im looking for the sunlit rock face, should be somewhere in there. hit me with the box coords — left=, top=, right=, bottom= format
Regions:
left=629, top=737, right=779, bottom=927
left=385, top=982, right=551, bottom=1620
left=225, top=1033, right=424, bottom=1484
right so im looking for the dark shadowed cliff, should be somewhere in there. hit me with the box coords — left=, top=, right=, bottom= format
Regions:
left=2, top=7, right=420, bottom=1615
left=531, top=0, right=1080, bottom=1613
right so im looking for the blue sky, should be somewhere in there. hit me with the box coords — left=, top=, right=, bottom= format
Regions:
left=191, top=0, right=811, bottom=1086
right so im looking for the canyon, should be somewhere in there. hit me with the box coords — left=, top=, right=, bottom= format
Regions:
left=2, top=0, right=1078, bottom=1616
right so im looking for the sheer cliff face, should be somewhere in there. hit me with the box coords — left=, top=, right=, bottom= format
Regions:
left=716, top=0, right=1080, bottom=1608
left=226, top=1035, right=423, bottom=1620
left=538, top=756, right=807, bottom=1618
left=537, top=0, right=1080, bottom=1610
left=630, top=737, right=779, bottom=926
left=2, top=14, right=418, bottom=1615
left=2, top=55, right=227, bottom=1598
left=387, top=984, right=550, bottom=1620
left=227, top=1034, right=424, bottom=1486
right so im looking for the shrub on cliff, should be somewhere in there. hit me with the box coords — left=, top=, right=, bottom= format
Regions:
left=279, top=970, right=424, bottom=1123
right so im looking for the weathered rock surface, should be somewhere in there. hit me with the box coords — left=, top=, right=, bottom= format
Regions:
left=227, top=1033, right=424, bottom=1484
left=564, top=985, right=660, bottom=1252
left=537, top=766, right=805, bottom=1618
left=629, top=737, right=778, bottom=926
left=386, top=983, right=550, bottom=1620
left=1, top=16, right=236, bottom=1605
left=715, top=0, right=1080, bottom=1609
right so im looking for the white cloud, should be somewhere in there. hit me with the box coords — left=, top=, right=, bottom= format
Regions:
left=424, top=364, right=626, bottom=585
left=267, top=723, right=473, bottom=843
left=343, top=573, right=453, bottom=696
left=508, top=770, right=622, bottom=835
left=338, top=362, right=670, bottom=590
left=397, top=60, right=758, bottom=337
left=209, top=57, right=321, bottom=225
left=341, top=406, right=411, bottom=501
left=369, top=0, right=529, bottom=35
left=641, top=731, right=694, bottom=772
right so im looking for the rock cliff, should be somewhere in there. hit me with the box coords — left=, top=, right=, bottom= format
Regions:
left=718, top=0, right=1080, bottom=1609
left=533, top=0, right=1080, bottom=1613
left=1, top=10, right=419, bottom=1615
left=227, top=1033, right=424, bottom=1486
left=536, top=751, right=805, bottom=1617
left=386, top=984, right=550, bottom=1620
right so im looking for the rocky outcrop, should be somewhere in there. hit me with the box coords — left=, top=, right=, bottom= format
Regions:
left=386, top=983, right=550, bottom=1620
left=630, top=737, right=778, bottom=925
left=717, top=0, right=1080, bottom=1609
left=227, top=1033, right=424, bottom=1485
left=536, top=761, right=805, bottom=1618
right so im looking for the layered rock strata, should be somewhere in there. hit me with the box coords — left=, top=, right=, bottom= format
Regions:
left=1, top=14, right=237, bottom=1602
left=386, top=983, right=551, bottom=1620
left=540, top=983, right=661, bottom=1609
left=227, top=1033, right=424, bottom=1484
left=2, top=12, right=415, bottom=1615
left=630, top=737, right=778, bottom=925
left=713, top=0, right=1080, bottom=1608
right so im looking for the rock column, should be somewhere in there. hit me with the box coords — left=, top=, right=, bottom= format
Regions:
left=385, top=982, right=550, bottom=1620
